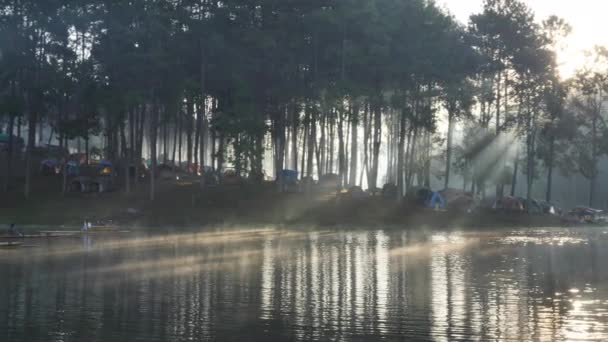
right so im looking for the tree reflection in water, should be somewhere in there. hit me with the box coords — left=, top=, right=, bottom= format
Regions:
left=1, top=227, right=608, bottom=341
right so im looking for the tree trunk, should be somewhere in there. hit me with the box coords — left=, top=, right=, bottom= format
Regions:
left=217, top=134, right=225, bottom=173
left=274, top=107, right=286, bottom=179
left=291, top=102, right=298, bottom=172
left=337, top=106, right=346, bottom=184
left=511, top=144, right=519, bottom=197
left=163, top=115, right=168, bottom=164
left=406, top=126, right=418, bottom=190
left=328, top=109, right=335, bottom=173
left=370, top=98, right=382, bottom=190
left=306, top=107, right=314, bottom=178
left=17, top=115, right=22, bottom=141
left=4, top=113, right=15, bottom=192
left=24, top=108, right=37, bottom=198
left=120, top=121, right=128, bottom=160
left=126, top=109, right=135, bottom=193
left=210, top=130, right=216, bottom=169
left=495, top=71, right=502, bottom=198
left=397, top=106, right=407, bottom=200
left=445, top=112, right=454, bottom=189
left=545, top=136, right=554, bottom=202
left=349, top=102, right=359, bottom=187
left=318, top=110, right=326, bottom=178
left=424, top=132, right=431, bottom=188
left=135, top=105, right=146, bottom=188
left=362, top=101, right=371, bottom=188
left=194, top=104, right=201, bottom=173
left=300, top=125, right=307, bottom=179
left=186, top=97, right=194, bottom=171
left=172, top=111, right=178, bottom=166
left=590, top=115, right=598, bottom=207
left=199, top=99, right=206, bottom=173
left=149, top=104, right=158, bottom=201
left=178, top=111, right=183, bottom=165
left=199, top=38, right=206, bottom=184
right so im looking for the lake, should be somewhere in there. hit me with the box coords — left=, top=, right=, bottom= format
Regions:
left=2, top=227, right=608, bottom=341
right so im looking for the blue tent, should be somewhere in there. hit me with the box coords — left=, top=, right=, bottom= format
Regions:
left=425, top=192, right=446, bottom=209
left=66, top=160, right=80, bottom=177
left=279, top=169, right=298, bottom=183
left=98, top=160, right=113, bottom=175
left=278, top=169, right=298, bottom=192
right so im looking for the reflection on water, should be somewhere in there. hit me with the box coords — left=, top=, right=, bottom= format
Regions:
left=2, top=227, right=608, bottom=341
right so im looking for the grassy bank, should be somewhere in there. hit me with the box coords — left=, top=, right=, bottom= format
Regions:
left=0, top=175, right=568, bottom=232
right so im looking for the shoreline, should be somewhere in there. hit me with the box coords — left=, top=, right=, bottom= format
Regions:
left=0, top=181, right=596, bottom=233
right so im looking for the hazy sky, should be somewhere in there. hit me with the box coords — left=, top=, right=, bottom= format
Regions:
left=439, top=0, right=608, bottom=78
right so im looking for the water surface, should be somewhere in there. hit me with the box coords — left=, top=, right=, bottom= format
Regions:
left=2, top=227, right=608, bottom=341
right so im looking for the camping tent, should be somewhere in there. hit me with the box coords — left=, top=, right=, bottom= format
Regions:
left=65, top=160, right=80, bottom=177
left=98, top=160, right=113, bottom=176
left=41, top=159, right=60, bottom=175
left=425, top=192, right=446, bottom=209
left=441, top=188, right=474, bottom=211
left=278, top=169, right=298, bottom=192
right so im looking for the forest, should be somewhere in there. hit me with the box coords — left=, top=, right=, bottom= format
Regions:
left=1, top=0, right=607, bottom=208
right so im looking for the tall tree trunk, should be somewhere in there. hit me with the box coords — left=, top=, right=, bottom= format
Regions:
left=337, top=106, right=346, bottom=184
left=349, top=102, right=359, bottom=187
left=545, top=136, right=554, bottom=202
left=511, top=144, right=519, bottom=197
left=172, top=112, right=178, bottom=166
left=17, top=115, right=22, bottom=141
left=24, top=107, right=37, bottom=198
left=186, top=97, right=194, bottom=171
left=306, top=107, right=314, bottom=177
left=406, top=126, right=418, bottom=190
left=199, top=99, right=206, bottom=173
left=194, top=104, right=201, bottom=173
left=300, top=126, right=307, bottom=179
left=135, top=105, right=146, bottom=188
left=526, top=100, right=536, bottom=200
left=328, top=109, right=335, bottom=173
left=362, top=101, right=371, bottom=188
left=38, top=117, right=44, bottom=144
left=291, top=102, right=298, bottom=173
left=210, top=130, right=216, bottom=169
left=274, top=107, right=286, bottom=179
left=4, top=112, right=15, bottom=192
left=120, top=121, right=128, bottom=159
left=199, top=30, right=207, bottom=185
left=397, top=106, right=407, bottom=200
left=318, top=111, right=326, bottom=178
left=127, top=109, right=135, bottom=193
left=445, top=112, right=454, bottom=189
left=217, top=134, right=225, bottom=173
left=590, top=115, right=598, bottom=207
left=149, top=104, right=158, bottom=201
left=495, top=71, right=503, bottom=198
left=162, top=115, right=168, bottom=164
left=370, top=97, right=382, bottom=190
left=424, top=131, right=431, bottom=188
left=178, top=111, right=183, bottom=165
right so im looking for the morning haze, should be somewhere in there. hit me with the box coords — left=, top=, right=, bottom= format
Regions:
left=2, top=1, right=608, bottom=341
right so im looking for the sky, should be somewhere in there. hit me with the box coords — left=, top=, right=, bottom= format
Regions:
left=439, top=0, right=608, bottom=78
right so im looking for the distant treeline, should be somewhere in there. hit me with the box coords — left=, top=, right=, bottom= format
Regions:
left=0, top=0, right=606, bottom=205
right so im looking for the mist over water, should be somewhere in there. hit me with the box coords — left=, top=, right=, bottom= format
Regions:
left=2, top=227, right=608, bottom=341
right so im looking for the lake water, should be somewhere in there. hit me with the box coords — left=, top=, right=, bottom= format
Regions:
left=2, top=227, right=608, bottom=341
